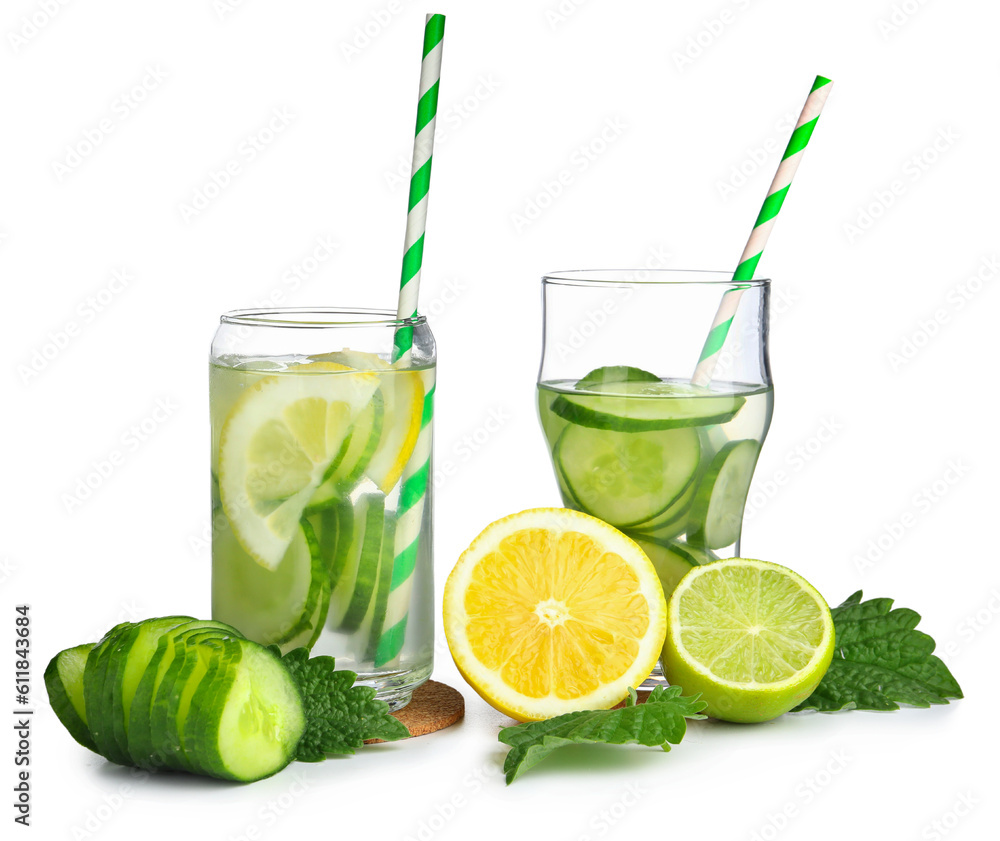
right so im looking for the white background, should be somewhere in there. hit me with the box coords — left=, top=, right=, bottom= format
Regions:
left=3, top=0, right=997, bottom=838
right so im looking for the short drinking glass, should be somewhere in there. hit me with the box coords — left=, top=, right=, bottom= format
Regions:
left=536, top=271, right=773, bottom=668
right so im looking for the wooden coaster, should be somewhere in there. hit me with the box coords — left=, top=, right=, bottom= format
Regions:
left=365, top=680, right=465, bottom=743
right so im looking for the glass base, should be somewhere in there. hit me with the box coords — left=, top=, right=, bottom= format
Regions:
left=639, top=661, right=669, bottom=692
left=356, top=662, right=433, bottom=712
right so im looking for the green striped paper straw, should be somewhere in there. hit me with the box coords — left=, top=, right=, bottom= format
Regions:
left=392, top=12, right=445, bottom=364
left=691, top=75, right=832, bottom=387
left=375, top=378, right=434, bottom=666
left=378, top=13, right=445, bottom=666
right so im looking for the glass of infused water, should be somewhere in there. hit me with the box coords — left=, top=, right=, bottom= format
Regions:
left=210, top=308, right=435, bottom=710
left=536, top=270, right=773, bottom=674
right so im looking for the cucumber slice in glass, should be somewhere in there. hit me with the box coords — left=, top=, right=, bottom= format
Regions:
left=324, top=499, right=356, bottom=586
left=576, top=365, right=660, bottom=389
left=552, top=380, right=746, bottom=432
left=328, top=494, right=387, bottom=632
left=687, top=439, right=761, bottom=550
left=305, top=390, right=386, bottom=511
left=555, top=423, right=701, bottom=528
left=271, top=517, right=330, bottom=650
left=364, top=511, right=397, bottom=662
left=626, top=478, right=697, bottom=542
left=635, top=538, right=716, bottom=598
left=212, top=521, right=316, bottom=651
left=328, top=389, right=385, bottom=492
left=44, top=644, right=96, bottom=753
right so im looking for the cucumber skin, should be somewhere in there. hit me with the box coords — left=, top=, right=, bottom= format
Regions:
left=128, top=619, right=235, bottom=769
left=210, top=641, right=305, bottom=783
left=328, top=389, right=385, bottom=495
left=127, top=625, right=182, bottom=768
left=340, top=496, right=387, bottom=632
left=576, top=365, right=660, bottom=389
left=44, top=644, right=97, bottom=753
left=164, top=632, right=238, bottom=773
left=110, top=617, right=193, bottom=763
left=326, top=501, right=355, bottom=585
left=97, top=624, right=138, bottom=758
left=365, top=513, right=397, bottom=663
left=550, top=395, right=743, bottom=432
left=150, top=624, right=243, bottom=772
left=624, top=476, right=699, bottom=544
left=84, top=623, right=136, bottom=766
left=182, top=639, right=244, bottom=779
left=272, top=518, right=329, bottom=651
left=687, top=439, right=760, bottom=551
left=105, top=627, right=142, bottom=761
left=150, top=631, right=203, bottom=771
left=146, top=630, right=199, bottom=771
left=51, top=620, right=305, bottom=783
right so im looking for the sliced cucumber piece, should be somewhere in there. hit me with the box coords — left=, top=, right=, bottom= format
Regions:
left=159, top=629, right=241, bottom=773
left=364, top=511, right=397, bottom=663
left=555, top=423, right=701, bottom=528
left=44, top=643, right=96, bottom=753
left=272, top=517, right=330, bottom=651
left=110, top=616, right=192, bottom=761
left=552, top=380, right=746, bottom=432
left=313, top=350, right=425, bottom=495
left=326, top=389, right=385, bottom=494
left=365, top=376, right=424, bottom=494
left=576, top=365, right=660, bottom=389
left=182, top=637, right=244, bottom=779
left=128, top=619, right=237, bottom=769
left=213, top=520, right=315, bottom=649
left=675, top=541, right=718, bottom=566
left=635, top=538, right=714, bottom=598
left=626, top=478, right=697, bottom=542
left=324, top=499, right=356, bottom=585
left=303, top=429, right=357, bottom=513
left=209, top=640, right=305, bottom=782
left=84, top=622, right=135, bottom=765
left=687, top=439, right=761, bottom=550
left=329, top=494, right=387, bottom=632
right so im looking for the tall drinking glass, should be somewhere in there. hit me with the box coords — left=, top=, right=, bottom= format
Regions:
left=210, top=308, right=435, bottom=709
left=536, top=271, right=773, bottom=677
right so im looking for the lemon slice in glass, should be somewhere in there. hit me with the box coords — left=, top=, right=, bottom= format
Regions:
left=218, top=362, right=380, bottom=569
left=315, top=350, right=424, bottom=494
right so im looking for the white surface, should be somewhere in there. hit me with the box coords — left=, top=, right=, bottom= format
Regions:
left=2, top=1, right=997, bottom=838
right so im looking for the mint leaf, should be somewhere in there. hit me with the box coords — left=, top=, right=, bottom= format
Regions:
left=498, top=686, right=706, bottom=784
left=270, top=647, right=410, bottom=761
left=792, top=591, right=963, bottom=713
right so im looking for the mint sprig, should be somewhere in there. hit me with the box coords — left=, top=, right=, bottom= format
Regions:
left=793, top=591, right=963, bottom=713
left=269, top=647, right=410, bottom=761
left=498, top=686, right=706, bottom=784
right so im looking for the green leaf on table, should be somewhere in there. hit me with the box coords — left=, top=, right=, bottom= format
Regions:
left=498, top=685, right=706, bottom=784
left=270, top=647, right=410, bottom=761
left=792, top=591, right=963, bottom=713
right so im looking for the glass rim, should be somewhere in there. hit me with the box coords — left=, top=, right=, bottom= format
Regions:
left=542, top=269, right=771, bottom=287
left=219, top=307, right=427, bottom=328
